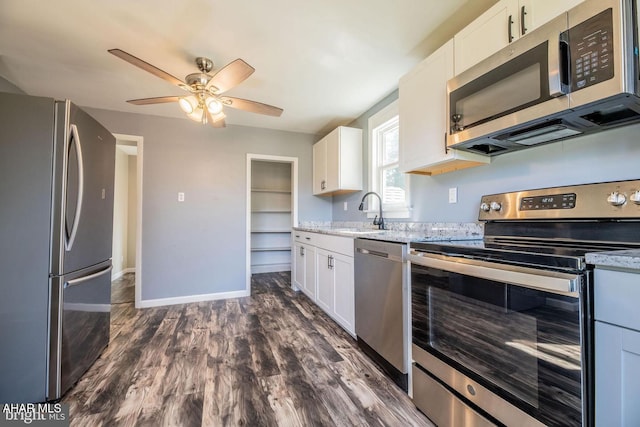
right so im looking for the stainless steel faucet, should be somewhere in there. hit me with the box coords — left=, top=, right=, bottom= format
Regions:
left=358, top=191, right=386, bottom=230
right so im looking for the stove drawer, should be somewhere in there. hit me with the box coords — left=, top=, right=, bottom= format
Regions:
left=412, top=364, right=495, bottom=427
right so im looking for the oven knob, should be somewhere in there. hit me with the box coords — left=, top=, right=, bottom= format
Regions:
left=480, top=202, right=490, bottom=212
left=490, top=201, right=502, bottom=211
left=607, top=191, right=627, bottom=206
left=630, top=191, right=640, bottom=205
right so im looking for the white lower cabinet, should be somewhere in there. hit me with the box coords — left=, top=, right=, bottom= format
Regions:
left=292, top=230, right=355, bottom=336
left=315, top=249, right=335, bottom=313
left=293, top=240, right=316, bottom=300
left=594, top=268, right=640, bottom=426
left=331, top=253, right=355, bottom=334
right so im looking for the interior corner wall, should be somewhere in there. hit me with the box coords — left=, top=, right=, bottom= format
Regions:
left=331, top=91, right=640, bottom=223
left=84, top=107, right=330, bottom=302
left=0, top=76, right=25, bottom=94
left=126, top=155, right=137, bottom=269
left=112, top=148, right=129, bottom=276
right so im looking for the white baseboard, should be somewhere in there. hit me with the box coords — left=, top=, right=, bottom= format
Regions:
left=112, top=267, right=136, bottom=281
left=138, top=289, right=250, bottom=308
left=251, top=263, right=291, bottom=274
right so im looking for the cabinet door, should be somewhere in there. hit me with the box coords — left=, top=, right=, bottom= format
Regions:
left=304, top=245, right=316, bottom=299
left=332, top=253, right=355, bottom=336
left=596, top=322, right=640, bottom=426
left=315, top=248, right=334, bottom=314
left=518, top=0, right=582, bottom=37
left=325, top=130, right=340, bottom=193
left=293, top=242, right=305, bottom=290
left=454, top=0, right=518, bottom=74
left=312, top=139, right=326, bottom=195
left=399, top=40, right=453, bottom=173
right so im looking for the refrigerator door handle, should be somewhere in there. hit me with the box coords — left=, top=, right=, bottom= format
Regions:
left=64, top=124, right=84, bottom=252
left=64, top=265, right=113, bottom=288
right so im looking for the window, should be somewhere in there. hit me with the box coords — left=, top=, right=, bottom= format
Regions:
left=368, top=100, right=409, bottom=218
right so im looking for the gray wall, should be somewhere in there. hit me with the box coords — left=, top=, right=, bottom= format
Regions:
left=85, top=108, right=329, bottom=301
left=332, top=91, right=640, bottom=223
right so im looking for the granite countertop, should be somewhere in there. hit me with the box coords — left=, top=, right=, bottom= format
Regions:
left=586, top=249, right=640, bottom=271
left=293, top=222, right=483, bottom=244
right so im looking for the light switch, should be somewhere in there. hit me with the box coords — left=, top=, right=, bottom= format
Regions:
left=449, top=187, right=458, bottom=204
left=178, top=192, right=185, bottom=202
left=101, top=188, right=106, bottom=200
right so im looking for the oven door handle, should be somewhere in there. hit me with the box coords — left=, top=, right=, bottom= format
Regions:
left=408, top=251, right=581, bottom=296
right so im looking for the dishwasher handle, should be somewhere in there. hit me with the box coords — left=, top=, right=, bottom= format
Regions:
left=356, top=247, right=403, bottom=263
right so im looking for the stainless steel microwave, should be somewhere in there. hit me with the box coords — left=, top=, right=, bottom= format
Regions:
left=447, top=0, right=640, bottom=156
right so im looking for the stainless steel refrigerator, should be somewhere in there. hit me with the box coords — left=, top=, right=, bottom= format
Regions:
left=0, top=92, right=115, bottom=403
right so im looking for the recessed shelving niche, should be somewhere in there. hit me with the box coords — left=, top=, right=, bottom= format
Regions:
left=250, top=160, right=292, bottom=274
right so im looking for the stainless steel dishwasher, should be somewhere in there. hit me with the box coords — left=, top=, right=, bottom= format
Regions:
left=354, top=238, right=408, bottom=391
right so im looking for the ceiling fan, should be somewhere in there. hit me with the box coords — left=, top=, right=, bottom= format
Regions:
left=108, top=49, right=283, bottom=127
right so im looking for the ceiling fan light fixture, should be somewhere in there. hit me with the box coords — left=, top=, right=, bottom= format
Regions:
left=205, top=97, right=223, bottom=114
left=187, top=106, right=205, bottom=122
left=178, top=96, right=198, bottom=114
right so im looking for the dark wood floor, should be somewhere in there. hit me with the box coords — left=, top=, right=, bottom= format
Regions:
left=64, top=272, right=432, bottom=426
left=111, top=272, right=135, bottom=304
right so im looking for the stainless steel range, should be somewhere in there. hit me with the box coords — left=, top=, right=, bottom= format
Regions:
left=409, top=180, right=640, bottom=427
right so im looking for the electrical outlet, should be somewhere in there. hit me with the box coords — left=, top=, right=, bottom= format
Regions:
left=344, top=202, right=348, bottom=211
left=449, top=187, right=458, bottom=204
left=178, top=192, right=185, bottom=202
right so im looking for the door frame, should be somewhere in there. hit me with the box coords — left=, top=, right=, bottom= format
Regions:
left=246, top=154, right=298, bottom=293
left=113, top=133, right=144, bottom=308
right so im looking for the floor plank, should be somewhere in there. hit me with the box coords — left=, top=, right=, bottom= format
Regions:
left=64, top=272, right=433, bottom=427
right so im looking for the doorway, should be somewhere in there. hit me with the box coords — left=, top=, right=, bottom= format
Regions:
left=113, top=134, right=144, bottom=307
left=246, top=154, right=298, bottom=293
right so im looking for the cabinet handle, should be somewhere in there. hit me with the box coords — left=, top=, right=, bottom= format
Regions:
left=444, top=132, right=449, bottom=154
left=295, top=234, right=300, bottom=238
left=520, top=6, right=527, bottom=36
left=328, top=255, right=334, bottom=269
left=321, top=180, right=326, bottom=190
left=508, top=14, right=514, bottom=43
left=300, top=247, right=305, bottom=256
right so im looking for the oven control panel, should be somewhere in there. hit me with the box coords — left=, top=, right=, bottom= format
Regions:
left=478, top=180, right=640, bottom=220
left=520, top=193, right=576, bottom=210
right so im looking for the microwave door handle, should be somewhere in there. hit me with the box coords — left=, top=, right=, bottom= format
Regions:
left=551, top=31, right=571, bottom=97
left=547, top=32, right=566, bottom=97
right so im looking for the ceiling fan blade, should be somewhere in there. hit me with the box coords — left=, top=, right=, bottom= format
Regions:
left=220, top=96, right=283, bottom=117
left=207, top=59, right=255, bottom=93
left=126, top=96, right=181, bottom=105
left=206, top=109, right=226, bottom=128
left=109, top=49, right=187, bottom=88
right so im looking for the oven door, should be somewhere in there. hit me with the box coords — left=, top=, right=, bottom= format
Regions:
left=409, top=251, right=587, bottom=427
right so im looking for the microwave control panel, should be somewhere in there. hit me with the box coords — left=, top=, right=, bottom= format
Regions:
left=568, top=8, right=614, bottom=92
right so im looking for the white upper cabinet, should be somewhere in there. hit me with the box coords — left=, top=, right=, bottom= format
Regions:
left=455, top=0, right=583, bottom=75
left=399, top=39, right=489, bottom=175
left=312, top=126, right=362, bottom=196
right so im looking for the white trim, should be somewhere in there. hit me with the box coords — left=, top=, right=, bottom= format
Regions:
left=113, top=133, right=144, bottom=309
left=366, top=100, right=410, bottom=219
left=246, top=154, right=299, bottom=293
left=137, top=290, right=250, bottom=308
left=111, top=267, right=135, bottom=281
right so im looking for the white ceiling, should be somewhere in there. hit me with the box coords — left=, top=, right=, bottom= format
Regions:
left=0, top=0, right=490, bottom=136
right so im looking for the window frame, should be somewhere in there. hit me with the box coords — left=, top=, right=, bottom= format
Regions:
left=367, top=99, right=410, bottom=219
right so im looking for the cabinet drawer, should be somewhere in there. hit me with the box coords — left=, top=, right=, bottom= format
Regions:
left=292, top=231, right=315, bottom=244
left=312, top=233, right=354, bottom=257
left=595, top=269, right=640, bottom=331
